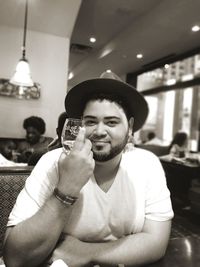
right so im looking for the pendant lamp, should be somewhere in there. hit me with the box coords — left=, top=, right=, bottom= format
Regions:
left=10, top=0, right=34, bottom=87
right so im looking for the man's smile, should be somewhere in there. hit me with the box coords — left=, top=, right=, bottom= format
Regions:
left=91, top=140, right=110, bottom=146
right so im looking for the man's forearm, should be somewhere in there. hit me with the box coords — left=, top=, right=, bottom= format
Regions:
left=48, top=220, right=171, bottom=267
left=3, top=195, right=73, bottom=267
left=88, top=220, right=171, bottom=266
left=89, top=232, right=165, bottom=266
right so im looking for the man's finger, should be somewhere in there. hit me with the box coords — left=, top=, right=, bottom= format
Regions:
left=72, top=127, right=86, bottom=150
left=81, top=138, right=92, bottom=155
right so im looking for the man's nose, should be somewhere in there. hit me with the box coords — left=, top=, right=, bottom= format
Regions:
left=94, top=122, right=106, bottom=135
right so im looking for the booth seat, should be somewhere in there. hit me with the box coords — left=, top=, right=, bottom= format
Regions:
left=136, top=144, right=169, bottom=157
left=0, top=166, right=32, bottom=259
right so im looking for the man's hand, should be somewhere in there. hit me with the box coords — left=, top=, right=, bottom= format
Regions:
left=50, top=235, right=92, bottom=267
left=58, top=127, right=95, bottom=196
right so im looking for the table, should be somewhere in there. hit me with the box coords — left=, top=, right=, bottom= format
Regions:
left=160, top=154, right=200, bottom=168
left=46, top=236, right=200, bottom=267
left=159, top=154, right=200, bottom=206
left=147, top=236, right=200, bottom=267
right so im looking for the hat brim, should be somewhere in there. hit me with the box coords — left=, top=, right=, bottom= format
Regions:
left=65, top=78, right=148, bottom=132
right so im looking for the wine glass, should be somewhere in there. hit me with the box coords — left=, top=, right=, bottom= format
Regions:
left=61, top=118, right=82, bottom=154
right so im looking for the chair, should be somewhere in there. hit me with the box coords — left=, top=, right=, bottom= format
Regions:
left=0, top=166, right=32, bottom=257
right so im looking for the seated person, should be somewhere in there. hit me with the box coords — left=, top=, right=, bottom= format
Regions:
left=169, top=131, right=188, bottom=158
left=48, top=112, right=68, bottom=151
left=17, top=116, right=53, bottom=163
left=145, top=131, right=163, bottom=146
left=0, top=140, right=17, bottom=161
left=28, top=112, right=68, bottom=166
left=0, top=141, right=27, bottom=167
left=3, top=72, right=173, bottom=267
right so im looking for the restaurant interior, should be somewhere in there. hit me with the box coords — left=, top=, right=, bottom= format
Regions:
left=0, top=0, right=200, bottom=266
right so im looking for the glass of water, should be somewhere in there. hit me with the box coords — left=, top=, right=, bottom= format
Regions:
left=61, top=118, right=82, bottom=154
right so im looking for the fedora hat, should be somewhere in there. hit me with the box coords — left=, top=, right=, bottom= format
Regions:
left=65, top=72, right=149, bottom=132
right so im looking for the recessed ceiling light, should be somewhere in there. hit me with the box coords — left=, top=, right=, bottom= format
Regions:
left=90, top=37, right=96, bottom=43
left=191, top=25, right=200, bottom=32
left=136, top=53, right=143, bottom=59
left=164, top=64, right=169, bottom=69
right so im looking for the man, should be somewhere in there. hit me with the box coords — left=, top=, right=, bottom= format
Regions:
left=3, top=73, right=173, bottom=267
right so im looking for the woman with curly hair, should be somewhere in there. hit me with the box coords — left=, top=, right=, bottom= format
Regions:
left=17, top=116, right=53, bottom=163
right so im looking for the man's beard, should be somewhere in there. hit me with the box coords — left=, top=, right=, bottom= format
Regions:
left=92, top=133, right=129, bottom=162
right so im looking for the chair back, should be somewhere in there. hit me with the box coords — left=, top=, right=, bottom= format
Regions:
left=0, top=166, right=32, bottom=256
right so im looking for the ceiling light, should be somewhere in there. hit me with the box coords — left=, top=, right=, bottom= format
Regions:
left=191, top=25, right=200, bottom=32
left=106, top=69, right=112, bottom=73
left=10, top=0, right=34, bottom=87
left=164, top=64, right=169, bottom=69
left=90, top=37, right=96, bottom=43
left=136, top=54, right=143, bottom=59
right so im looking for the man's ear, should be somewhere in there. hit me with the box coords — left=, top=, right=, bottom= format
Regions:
left=128, top=117, right=134, bottom=137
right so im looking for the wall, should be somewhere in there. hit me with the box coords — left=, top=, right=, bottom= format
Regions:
left=0, top=25, right=69, bottom=138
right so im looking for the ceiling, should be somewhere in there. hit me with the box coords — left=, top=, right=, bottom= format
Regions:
left=0, top=0, right=200, bottom=90
left=68, top=0, right=200, bottom=88
left=0, top=0, right=81, bottom=38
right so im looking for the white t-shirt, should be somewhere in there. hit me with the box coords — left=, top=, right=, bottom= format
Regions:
left=8, top=148, right=174, bottom=241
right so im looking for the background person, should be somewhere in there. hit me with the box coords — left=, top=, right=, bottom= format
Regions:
left=145, top=131, right=163, bottom=145
left=0, top=141, right=27, bottom=166
left=0, top=140, right=17, bottom=161
left=48, top=112, right=68, bottom=151
left=17, top=116, right=53, bottom=163
left=3, top=73, right=173, bottom=267
left=28, top=112, right=68, bottom=166
left=169, top=131, right=188, bottom=158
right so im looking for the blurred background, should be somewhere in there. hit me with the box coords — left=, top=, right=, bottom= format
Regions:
left=0, top=0, right=200, bottom=146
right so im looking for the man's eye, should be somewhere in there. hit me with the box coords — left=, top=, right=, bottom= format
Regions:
left=84, top=120, right=96, bottom=126
left=107, top=121, right=118, bottom=127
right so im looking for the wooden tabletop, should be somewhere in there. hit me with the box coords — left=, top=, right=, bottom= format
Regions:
left=159, top=154, right=200, bottom=168
left=147, top=236, right=200, bottom=267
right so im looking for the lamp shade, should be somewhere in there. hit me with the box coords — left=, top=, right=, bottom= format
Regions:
left=10, top=58, right=34, bottom=87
